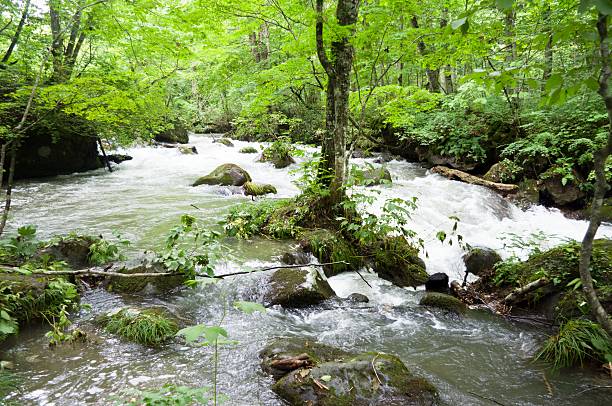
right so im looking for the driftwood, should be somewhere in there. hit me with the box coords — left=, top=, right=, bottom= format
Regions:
left=431, top=166, right=519, bottom=195
left=0, top=261, right=349, bottom=280
left=503, top=278, right=550, bottom=305
left=270, top=353, right=313, bottom=371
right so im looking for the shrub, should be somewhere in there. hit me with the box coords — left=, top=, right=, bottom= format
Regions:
left=102, top=307, right=179, bottom=347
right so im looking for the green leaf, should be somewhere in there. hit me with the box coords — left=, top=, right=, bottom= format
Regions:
left=0, top=310, right=11, bottom=321
left=593, top=0, right=612, bottom=15
left=177, top=325, right=228, bottom=344
left=545, top=74, right=563, bottom=92
left=451, top=17, right=468, bottom=30
left=320, top=375, right=332, bottom=382
left=233, top=301, right=266, bottom=315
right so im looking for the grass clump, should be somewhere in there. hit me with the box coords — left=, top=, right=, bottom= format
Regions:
left=102, top=307, right=179, bottom=347
left=224, top=199, right=306, bottom=239
left=535, top=319, right=612, bottom=370
left=239, top=146, right=258, bottom=154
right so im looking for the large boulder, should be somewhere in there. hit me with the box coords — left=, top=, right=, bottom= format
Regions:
left=462, top=247, right=502, bottom=277
left=539, top=174, right=586, bottom=207
left=265, top=267, right=335, bottom=308
left=371, top=237, right=427, bottom=288
left=260, top=338, right=439, bottom=406
left=192, top=164, right=252, bottom=187
left=483, top=160, right=520, bottom=184
left=154, top=122, right=189, bottom=144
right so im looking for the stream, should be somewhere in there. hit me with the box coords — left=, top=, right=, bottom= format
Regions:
left=2, top=135, right=612, bottom=405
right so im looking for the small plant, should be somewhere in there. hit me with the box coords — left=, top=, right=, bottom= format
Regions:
left=238, top=146, right=258, bottom=154
left=535, top=319, right=612, bottom=370
left=122, top=384, right=211, bottom=406
left=0, top=225, right=40, bottom=264
left=43, top=304, right=87, bottom=347
left=103, top=307, right=179, bottom=347
left=88, top=232, right=130, bottom=265
left=260, top=136, right=302, bottom=168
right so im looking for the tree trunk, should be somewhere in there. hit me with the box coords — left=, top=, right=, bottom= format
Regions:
left=411, top=16, right=440, bottom=92
left=579, top=13, right=612, bottom=336
left=0, top=143, right=17, bottom=237
left=1, top=0, right=31, bottom=64
left=542, top=7, right=553, bottom=89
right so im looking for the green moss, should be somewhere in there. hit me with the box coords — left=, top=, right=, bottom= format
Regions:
left=371, top=236, right=427, bottom=288
left=216, top=138, right=234, bottom=147
left=420, top=292, right=467, bottom=314
left=101, top=307, right=179, bottom=347
left=192, top=163, right=252, bottom=187
left=108, top=264, right=187, bottom=294
left=243, top=182, right=277, bottom=197
left=224, top=199, right=300, bottom=239
left=239, top=146, right=258, bottom=154
left=265, top=268, right=334, bottom=308
left=260, top=138, right=296, bottom=169
left=299, top=229, right=362, bottom=277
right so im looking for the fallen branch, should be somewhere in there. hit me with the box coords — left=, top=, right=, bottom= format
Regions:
left=431, top=166, right=519, bottom=196
left=0, top=261, right=350, bottom=280
left=503, top=278, right=550, bottom=305
left=271, top=353, right=312, bottom=371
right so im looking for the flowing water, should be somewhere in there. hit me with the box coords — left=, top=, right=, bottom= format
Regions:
left=2, top=135, right=612, bottom=405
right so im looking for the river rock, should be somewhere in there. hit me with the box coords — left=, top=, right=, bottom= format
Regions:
left=215, top=137, right=235, bottom=147
left=178, top=145, right=198, bottom=155
left=361, top=167, right=392, bottom=186
left=259, top=151, right=295, bottom=169
left=420, top=292, right=467, bottom=314
left=98, top=306, right=180, bottom=347
left=483, top=161, right=520, bottom=183
left=425, top=273, right=449, bottom=294
left=540, top=173, right=586, bottom=207
left=243, top=182, right=277, bottom=197
left=371, top=237, right=428, bottom=288
left=511, top=179, right=540, bottom=208
left=154, top=122, right=189, bottom=144
left=36, top=235, right=98, bottom=269
left=280, top=251, right=311, bottom=266
left=105, top=154, right=133, bottom=164
left=107, top=262, right=188, bottom=294
left=264, top=267, right=335, bottom=308
left=260, top=337, right=440, bottom=406
left=463, top=247, right=502, bottom=277
left=428, top=154, right=477, bottom=172
left=192, top=163, right=252, bottom=187
left=239, top=146, right=259, bottom=154
left=347, top=293, right=369, bottom=303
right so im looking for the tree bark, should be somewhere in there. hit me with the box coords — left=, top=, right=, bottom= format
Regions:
left=1, top=0, right=31, bottom=64
left=411, top=16, right=440, bottom=92
left=542, top=7, right=553, bottom=88
left=0, top=143, right=17, bottom=237
left=579, top=13, right=612, bottom=336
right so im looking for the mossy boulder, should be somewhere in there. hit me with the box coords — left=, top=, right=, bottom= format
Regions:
left=299, top=229, right=362, bottom=277
left=259, top=148, right=296, bottom=169
left=178, top=145, right=198, bottom=155
left=420, top=292, right=467, bottom=314
left=154, top=122, right=189, bottom=144
left=107, top=262, right=187, bottom=294
left=239, top=146, right=259, bottom=154
left=265, top=267, right=335, bottom=308
left=540, top=173, right=586, bottom=207
left=99, top=306, right=179, bottom=347
left=192, top=163, right=252, bottom=187
left=483, top=160, right=520, bottom=183
left=463, top=247, right=502, bottom=277
left=355, top=166, right=392, bottom=186
left=243, top=182, right=277, bottom=197
left=260, top=338, right=439, bottom=406
left=215, top=137, right=235, bottom=147
left=371, top=237, right=427, bottom=288
left=36, top=235, right=98, bottom=269
left=512, top=179, right=540, bottom=208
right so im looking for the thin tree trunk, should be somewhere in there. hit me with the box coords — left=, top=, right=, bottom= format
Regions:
left=411, top=16, right=440, bottom=92
left=0, top=144, right=17, bottom=237
left=542, top=7, right=553, bottom=89
left=0, top=142, right=6, bottom=189
left=579, top=13, right=612, bottom=336
left=1, top=0, right=31, bottom=64
left=49, top=2, right=65, bottom=82
left=97, top=138, right=113, bottom=172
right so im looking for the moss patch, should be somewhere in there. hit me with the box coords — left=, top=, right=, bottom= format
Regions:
left=216, top=137, right=234, bottom=147
left=299, top=229, right=362, bottom=277
left=243, top=182, right=277, bottom=197
left=192, top=163, right=252, bottom=187
left=100, top=306, right=179, bottom=347
left=420, top=292, right=467, bottom=314
left=371, top=236, right=427, bottom=288
left=265, top=267, right=334, bottom=308
left=239, top=146, right=258, bottom=154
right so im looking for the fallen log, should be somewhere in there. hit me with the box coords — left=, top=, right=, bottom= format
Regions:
left=270, top=353, right=313, bottom=371
left=431, top=166, right=519, bottom=195
left=503, top=278, right=550, bottom=305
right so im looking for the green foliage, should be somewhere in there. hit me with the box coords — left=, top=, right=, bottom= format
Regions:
left=300, top=230, right=361, bottom=276
left=536, top=319, right=612, bottom=370
left=88, top=233, right=131, bottom=266
left=155, top=215, right=219, bottom=280
left=103, top=307, right=179, bottom=347
left=0, top=225, right=40, bottom=265
left=224, top=199, right=305, bottom=239
left=122, top=384, right=211, bottom=406
left=238, top=146, right=259, bottom=154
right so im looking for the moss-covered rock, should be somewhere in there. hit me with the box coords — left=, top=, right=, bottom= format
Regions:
left=239, top=146, right=259, bottom=154
left=107, top=263, right=187, bottom=294
left=215, top=137, right=235, bottom=147
left=483, top=160, right=520, bottom=183
left=420, top=292, right=467, bottom=314
left=178, top=145, right=198, bottom=155
left=511, top=179, right=540, bottom=208
left=299, top=229, right=362, bottom=277
left=371, top=237, right=427, bottom=288
left=265, top=267, right=335, bottom=308
left=259, top=145, right=296, bottom=169
left=243, top=182, right=277, bottom=197
left=463, top=247, right=502, bottom=277
left=192, top=163, right=252, bottom=187
left=260, top=338, right=439, bottom=406
left=99, top=306, right=179, bottom=347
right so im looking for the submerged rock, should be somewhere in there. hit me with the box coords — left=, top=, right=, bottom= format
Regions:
left=192, top=163, right=252, bottom=187
left=425, top=273, right=449, bottom=294
left=347, top=293, right=369, bottom=303
left=511, top=179, right=540, bottom=208
left=260, top=337, right=439, bottom=406
left=265, top=267, right=335, bottom=308
left=462, top=247, right=501, bottom=277
left=420, top=292, right=467, bottom=314
left=371, top=237, right=427, bottom=288
left=154, top=122, right=189, bottom=144
left=243, top=182, right=277, bottom=197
